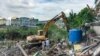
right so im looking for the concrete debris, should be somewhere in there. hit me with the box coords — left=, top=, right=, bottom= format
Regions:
left=0, top=46, right=23, bottom=56
left=16, top=43, right=28, bottom=56
left=0, top=40, right=99, bottom=56
left=93, top=46, right=100, bottom=56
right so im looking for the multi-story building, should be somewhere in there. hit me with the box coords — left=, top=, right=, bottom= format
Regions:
left=11, top=17, right=39, bottom=27
left=19, top=17, right=30, bottom=27
left=30, top=18, right=39, bottom=26
left=11, top=17, right=20, bottom=27
left=0, top=17, right=6, bottom=26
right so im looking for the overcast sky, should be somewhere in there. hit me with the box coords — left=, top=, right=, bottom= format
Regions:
left=0, top=0, right=95, bottom=21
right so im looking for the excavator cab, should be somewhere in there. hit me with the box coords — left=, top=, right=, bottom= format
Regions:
left=37, top=30, right=44, bottom=36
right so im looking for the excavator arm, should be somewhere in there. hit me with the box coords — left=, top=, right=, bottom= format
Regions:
left=43, top=12, right=69, bottom=37
left=26, top=11, right=69, bottom=42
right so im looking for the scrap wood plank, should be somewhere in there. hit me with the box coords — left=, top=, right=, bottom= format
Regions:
left=47, top=44, right=57, bottom=53
left=33, top=51, right=47, bottom=56
left=93, top=46, right=100, bottom=56
left=16, top=43, right=28, bottom=56
left=81, top=42, right=100, bottom=54
left=41, top=51, right=47, bottom=56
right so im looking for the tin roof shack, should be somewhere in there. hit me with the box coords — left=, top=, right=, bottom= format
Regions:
left=87, top=0, right=100, bottom=42
left=88, top=22, right=100, bottom=42
left=91, top=25, right=100, bottom=35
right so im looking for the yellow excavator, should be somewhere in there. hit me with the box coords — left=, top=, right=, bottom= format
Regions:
left=27, top=12, right=69, bottom=42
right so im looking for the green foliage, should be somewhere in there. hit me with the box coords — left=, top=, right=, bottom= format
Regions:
left=77, top=7, right=95, bottom=23
left=0, top=26, right=38, bottom=40
left=68, top=7, right=96, bottom=29
left=68, top=11, right=77, bottom=20
left=0, top=31, right=6, bottom=40
left=36, top=23, right=45, bottom=29
left=48, top=24, right=67, bottom=41
left=88, top=29, right=96, bottom=34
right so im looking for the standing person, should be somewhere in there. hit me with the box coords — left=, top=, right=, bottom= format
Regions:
left=42, top=41, right=45, bottom=50
left=62, top=40, right=67, bottom=49
left=69, top=49, right=75, bottom=56
left=45, top=38, right=50, bottom=50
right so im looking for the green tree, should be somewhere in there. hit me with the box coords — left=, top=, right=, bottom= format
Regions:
left=68, top=7, right=96, bottom=28
left=77, top=7, right=95, bottom=23
left=47, top=24, right=66, bottom=41
left=68, top=10, right=77, bottom=28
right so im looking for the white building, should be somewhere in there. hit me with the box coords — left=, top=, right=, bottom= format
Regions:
left=11, top=17, right=39, bottom=27
left=6, top=17, right=11, bottom=26
left=0, top=17, right=6, bottom=26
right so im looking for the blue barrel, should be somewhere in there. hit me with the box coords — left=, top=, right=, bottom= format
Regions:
left=69, top=29, right=82, bottom=44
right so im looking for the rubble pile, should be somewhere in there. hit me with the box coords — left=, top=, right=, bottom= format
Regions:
left=0, top=41, right=28, bottom=56
left=0, top=46, right=23, bottom=56
left=0, top=40, right=99, bottom=56
left=0, top=41, right=40, bottom=56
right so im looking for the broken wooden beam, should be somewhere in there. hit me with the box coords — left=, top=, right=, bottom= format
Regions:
left=16, top=43, right=28, bottom=56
